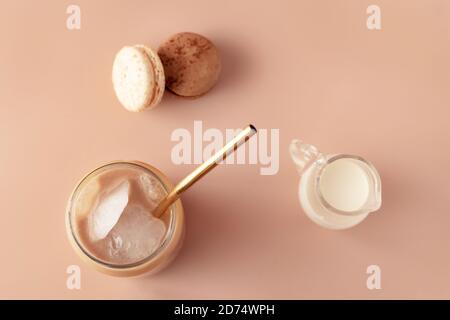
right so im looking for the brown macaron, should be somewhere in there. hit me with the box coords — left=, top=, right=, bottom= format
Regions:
left=157, top=32, right=221, bottom=97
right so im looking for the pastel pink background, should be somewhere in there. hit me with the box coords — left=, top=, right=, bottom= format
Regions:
left=0, top=0, right=449, bottom=299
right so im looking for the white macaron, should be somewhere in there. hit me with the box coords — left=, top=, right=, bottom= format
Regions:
left=112, top=45, right=165, bottom=112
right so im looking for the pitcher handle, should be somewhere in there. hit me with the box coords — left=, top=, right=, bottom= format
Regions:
left=289, top=140, right=322, bottom=175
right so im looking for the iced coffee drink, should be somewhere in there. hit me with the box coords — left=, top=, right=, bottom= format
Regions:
left=66, top=161, right=184, bottom=276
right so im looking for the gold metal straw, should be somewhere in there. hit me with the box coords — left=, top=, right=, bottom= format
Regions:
left=152, top=124, right=257, bottom=218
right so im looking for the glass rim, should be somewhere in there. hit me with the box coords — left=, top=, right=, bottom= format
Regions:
left=66, top=161, right=177, bottom=270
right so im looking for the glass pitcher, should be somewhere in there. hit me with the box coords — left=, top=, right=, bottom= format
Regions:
left=289, top=140, right=382, bottom=230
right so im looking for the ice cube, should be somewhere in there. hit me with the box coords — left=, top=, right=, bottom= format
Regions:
left=89, top=180, right=130, bottom=241
left=74, top=177, right=100, bottom=219
left=139, top=174, right=166, bottom=205
left=104, top=204, right=166, bottom=263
